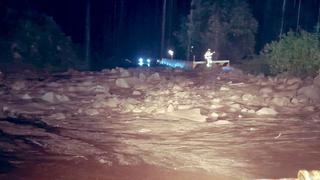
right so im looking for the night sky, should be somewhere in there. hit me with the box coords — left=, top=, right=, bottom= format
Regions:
left=1, top=0, right=320, bottom=60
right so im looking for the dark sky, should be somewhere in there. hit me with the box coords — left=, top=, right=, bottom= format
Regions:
left=1, top=0, right=320, bottom=60
left=11, top=0, right=190, bottom=59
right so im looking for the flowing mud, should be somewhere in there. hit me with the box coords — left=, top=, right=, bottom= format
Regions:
left=0, top=68, right=319, bottom=179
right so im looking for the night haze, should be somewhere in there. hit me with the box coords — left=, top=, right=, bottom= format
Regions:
left=1, top=1, right=320, bottom=180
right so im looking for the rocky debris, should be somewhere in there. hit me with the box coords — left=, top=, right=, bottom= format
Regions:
left=167, top=108, right=208, bottom=122
left=166, top=104, right=175, bottom=113
left=210, top=112, right=219, bottom=121
left=147, top=73, right=161, bottom=82
left=242, top=94, right=256, bottom=101
left=115, top=78, right=130, bottom=88
left=119, top=68, right=130, bottom=77
left=286, top=77, right=302, bottom=85
left=11, top=80, right=26, bottom=91
left=85, top=109, right=100, bottom=116
left=21, top=94, right=32, bottom=100
left=259, top=87, right=273, bottom=96
left=138, top=73, right=147, bottom=81
left=132, top=90, right=142, bottom=96
left=297, top=85, right=320, bottom=102
left=271, top=97, right=291, bottom=106
left=0, top=68, right=320, bottom=179
left=41, top=92, right=69, bottom=103
left=49, top=113, right=66, bottom=120
left=90, top=85, right=109, bottom=93
left=256, top=107, right=278, bottom=116
left=213, top=120, right=233, bottom=125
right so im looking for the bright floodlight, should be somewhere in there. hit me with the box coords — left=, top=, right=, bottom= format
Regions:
left=138, top=58, right=144, bottom=66
left=146, top=59, right=151, bottom=67
left=168, top=49, right=174, bottom=59
left=168, top=50, right=174, bottom=56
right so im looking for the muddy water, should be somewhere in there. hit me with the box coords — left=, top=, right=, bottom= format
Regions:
left=1, top=113, right=319, bottom=180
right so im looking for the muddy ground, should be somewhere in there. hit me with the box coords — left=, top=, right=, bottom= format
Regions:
left=0, top=67, right=319, bottom=179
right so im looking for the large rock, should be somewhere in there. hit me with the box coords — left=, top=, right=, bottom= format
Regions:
left=259, top=87, right=273, bottom=96
left=167, top=108, right=208, bottom=122
left=242, top=94, right=256, bottom=101
left=119, top=68, right=130, bottom=77
left=49, top=113, right=66, bottom=120
left=41, top=92, right=69, bottom=103
left=106, top=97, right=120, bottom=108
left=256, top=107, right=278, bottom=116
left=138, top=73, right=146, bottom=81
left=41, top=92, right=55, bottom=103
left=147, top=73, right=161, bottom=82
left=297, top=85, right=320, bottom=102
left=11, top=80, right=26, bottom=91
left=115, top=78, right=130, bottom=88
left=85, top=109, right=100, bottom=116
left=287, top=77, right=302, bottom=85
left=21, top=94, right=32, bottom=100
left=271, top=97, right=290, bottom=106
left=90, top=85, right=109, bottom=93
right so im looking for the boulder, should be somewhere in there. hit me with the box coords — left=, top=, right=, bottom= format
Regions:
left=85, top=109, right=100, bottom=116
left=132, top=90, right=142, bottom=96
left=147, top=73, right=161, bottom=82
left=287, top=77, right=302, bottom=85
left=286, top=83, right=300, bottom=90
left=213, top=120, right=233, bottom=125
left=105, top=98, right=120, bottom=108
left=167, top=108, right=208, bottom=122
left=11, top=80, right=26, bottom=91
left=21, top=94, right=32, bottom=100
left=220, top=86, right=230, bottom=91
left=49, top=113, right=66, bottom=120
left=55, top=94, right=70, bottom=102
left=166, top=104, right=175, bottom=113
left=41, top=92, right=69, bottom=103
left=256, top=107, right=278, bottom=116
left=259, top=87, right=273, bottom=95
left=90, top=85, right=109, bottom=93
left=115, top=78, right=130, bottom=88
left=242, top=94, right=256, bottom=101
left=139, top=73, right=146, bottom=81
left=119, top=68, right=130, bottom=77
left=271, top=97, right=290, bottom=106
left=210, top=112, right=219, bottom=121
left=297, top=85, right=320, bottom=102
left=41, top=92, right=55, bottom=103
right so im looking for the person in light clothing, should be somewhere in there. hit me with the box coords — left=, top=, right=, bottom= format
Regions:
left=204, top=49, right=215, bottom=67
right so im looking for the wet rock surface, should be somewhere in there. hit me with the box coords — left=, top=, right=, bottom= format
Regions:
left=0, top=67, right=320, bottom=179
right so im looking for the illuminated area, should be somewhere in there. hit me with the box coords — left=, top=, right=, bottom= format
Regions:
left=138, top=57, right=152, bottom=67
left=159, top=58, right=188, bottom=68
left=138, top=58, right=144, bottom=66
left=168, top=49, right=174, bottom=59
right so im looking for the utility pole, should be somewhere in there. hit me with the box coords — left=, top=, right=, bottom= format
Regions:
left=160, top=0, right=167, bottom=58
left=85, top=0, right=91, bottom=68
